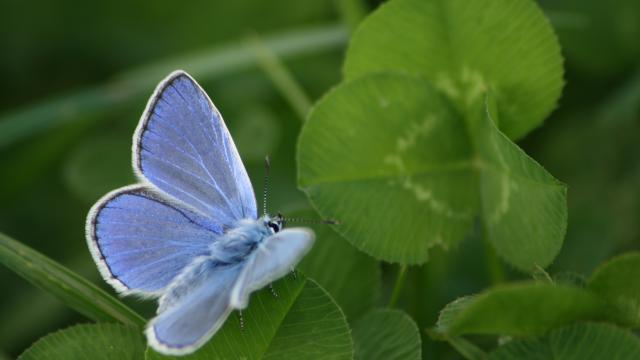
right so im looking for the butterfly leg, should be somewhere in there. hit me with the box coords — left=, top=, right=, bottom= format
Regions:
left=237, top=310, right=245, bottom=331
left=290, top=267, right=298, bottom=280
left=268, top=283, right=278, bottom=298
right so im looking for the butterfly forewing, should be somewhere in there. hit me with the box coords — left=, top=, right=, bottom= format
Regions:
left=86, top=186, right=218, bottom=296
left=133, top=71, right=257, bottom=223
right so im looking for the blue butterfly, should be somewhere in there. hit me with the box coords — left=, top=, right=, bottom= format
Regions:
left=85, top=70, right=315, bottom=355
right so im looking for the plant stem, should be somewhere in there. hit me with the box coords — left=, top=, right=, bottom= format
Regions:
left=0, top=24, right=348, bottom=148
left=335, top=0, right=368, bottom=32
left=483, top=237, right=505, bottom=285
left=388, top=265, right=408, bottom=308
left=446, top=336, right=488, bottom=360
left=247, top=34, right=312, bottom=122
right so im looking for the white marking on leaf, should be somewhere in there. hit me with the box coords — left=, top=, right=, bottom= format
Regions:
left=397, top=116, right=436, bottom=152
left=487, top=173, right=519, bottom=224
left=383, top=114, right=472, bottom=219
left=384, top=155, right=469, bottom=220
left=461, top=67, right=487, bottom=106
left=435, top=67, right=487, bottom=107
left=435, top=73, right=460, bottom=100
left=487, top=173, right=510, bottom=224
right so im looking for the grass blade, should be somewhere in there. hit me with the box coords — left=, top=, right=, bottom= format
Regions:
left=0, top=232, right=145, bottom=327
left=0, top=24, right=347, bottom=149
left=248, top=34, right=313, bottom=122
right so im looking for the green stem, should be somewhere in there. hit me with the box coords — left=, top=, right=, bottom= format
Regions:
left=388, top=265, right=408, bottom=307
left=247, top=34, right=313, bottom=122
left=446, top=336, right=488, bottom=360
left=0, top=24, right=348, bottom=148
left=335, top=0, right=368, bottom=32
left=483, top=236, right=505, bottom=285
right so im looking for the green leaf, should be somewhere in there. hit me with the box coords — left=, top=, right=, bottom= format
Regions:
left=344, top=0, right=563, bottom=140
left=0, top=232, right=144, bottom=327
left=431, top=296, right=489, bottom=360
left=19, top=323, right=145, bottom=360
left=473, top=100, right=567, bottom=270
left=553, top=272, right=587, bottom=288
left=298, top=73, right=567, bottom=270
left=489, top=323, right=640, bottom=360
left=588, top=252, right=640, bottom=327
left=146, top=275, right=353, bottom=359
left=294, top=209, right=381, bottom=319
left=436, top=283, right=604, bottom=337
left=352, top=309, right=421, bottom=360
left=435, top=296, right=478, bottom=333
left=299, top=73, right=476, bottom=264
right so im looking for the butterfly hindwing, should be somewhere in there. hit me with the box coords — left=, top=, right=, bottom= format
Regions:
left=147, top=229, right=314, bottom=355
left=133, top=71, right=257, bottom=225
left=146, top=257, right=243, bottom=355
left=230, top=228, right=315, bottom=309
left=86, top=185, right=220, bottom=296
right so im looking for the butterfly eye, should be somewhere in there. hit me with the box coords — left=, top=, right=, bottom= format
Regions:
left=267, top=222, right=280, bottom=233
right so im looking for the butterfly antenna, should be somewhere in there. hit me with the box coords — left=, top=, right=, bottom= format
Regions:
left=263, top=155, right=271, bottom=217
left=282, top=217, right=340, bottom=226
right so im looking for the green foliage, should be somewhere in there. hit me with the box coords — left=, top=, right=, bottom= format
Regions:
left=0, top=233, right=144, bottom=327
left=489, top=323, right=640, bottom=360
left=434, top=296, right=477, bottom=333
left=147, top=276, right=352, bottom=360
left=298, top=0, right=566, bottom=270
left=298, top=72, right=566, bottom=270
left=299, top=74, right=476, bottom=264
left=343, top=0, right=564, bottom=140
left=435, top=283, right=604, bottom=337
left=1, top=0, right=639, bottom=357
left=294, top=210, right=381, bottom=320
left=19, top=323, right=146, bottom=360
left=473, top=102, right=567, bottom=270
left=541, top=0, right=640, bottom=78
left=588, top=252, right=640, bottom=327
left=352, top=309, right=421, bottom=360
left=433, top=254, right=640, bottom=357
left=0, top=24, right=348, bottom=149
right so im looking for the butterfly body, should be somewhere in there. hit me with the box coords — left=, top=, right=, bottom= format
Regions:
left=208, top=218, right=267, bottom=264
left=211, top=214, right=284, bottom=260
left=86, top=70, right=314, bottom=355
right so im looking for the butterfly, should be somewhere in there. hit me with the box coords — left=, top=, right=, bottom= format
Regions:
left=85, top=70, right=315, bottom=355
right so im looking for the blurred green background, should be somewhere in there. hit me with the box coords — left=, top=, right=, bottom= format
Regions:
left=0, top=0, right=638, bottom=358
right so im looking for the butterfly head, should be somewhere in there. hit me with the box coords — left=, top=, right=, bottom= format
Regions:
left=264, top=213, right=284, bottom=234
